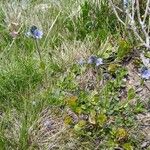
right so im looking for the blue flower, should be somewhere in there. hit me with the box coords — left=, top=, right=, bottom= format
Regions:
left=141, top=67, right=150, bottom=79
left=88, top=56, right=97, bottom=64
left=88, top=55, right=103, bottom=66
left=30, top=25, right=38, bottom=34
left=96, top=58, right=103, bottom=66
left=26, top=25, right=43, bottom=39
left=32, top=29, right=43, bottom=39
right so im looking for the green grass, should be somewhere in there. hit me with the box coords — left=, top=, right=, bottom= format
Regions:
left=0, top=0, right=148, bottom=150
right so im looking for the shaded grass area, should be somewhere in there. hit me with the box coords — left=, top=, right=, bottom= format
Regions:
left=0, top=0, right=149, bottom=150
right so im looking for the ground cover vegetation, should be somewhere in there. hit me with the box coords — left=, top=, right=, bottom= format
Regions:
left=0, top=0, right=150, bottom=149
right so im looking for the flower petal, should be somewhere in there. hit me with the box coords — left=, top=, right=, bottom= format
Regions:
left=33, top=29, right=43, bottom=39
left=141, top=67, right=150, bottom=79
left=88, top=56, right=97, bottom=64
left=96, top=58, right=103, bottom=66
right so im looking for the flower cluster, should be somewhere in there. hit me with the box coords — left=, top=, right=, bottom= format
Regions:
left=78, top=55, right=103, bottom=67
left=88, top=55, right=103, bottom=66
left=26, top=25, right=43, bottom=39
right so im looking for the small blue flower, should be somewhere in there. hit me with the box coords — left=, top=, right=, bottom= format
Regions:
left=26, top=25, right=43, bottom=39
left=88, top=55, right=103, bottom=66
left=88, top=56, right=97, bottom=64
left=32, top=29, right=43, bottom=39
left=141, top=67, right=150, bottom=79
left=30, top=25, right=38, bottom=34
left=96, top=58, right=103, bottom=66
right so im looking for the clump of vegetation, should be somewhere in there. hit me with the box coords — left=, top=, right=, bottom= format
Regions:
left=65, top=1, right=118, bottom=41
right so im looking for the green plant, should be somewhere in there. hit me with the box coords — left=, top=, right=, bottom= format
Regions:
left=65, top=1, right=118, bottom=41
left=0, top=0, right=147, bottom=149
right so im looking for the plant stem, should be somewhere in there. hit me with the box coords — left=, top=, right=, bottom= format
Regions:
left=34, top=39, right=48, bottom=88
left=35, top=39, right=42, bottom=61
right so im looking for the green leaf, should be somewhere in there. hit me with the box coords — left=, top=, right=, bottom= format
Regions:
left=40, top=61, right=45, bottom=70
left=123, top=143, right=133, bottom=150
left=116, top=128, right=128, bottom=141
left=74, top=124, right=82, bottom=132
left=108, top=63, right=120, bottom=74
left=97, top=113, right=107, bottom=126
left=64, top=116, right=73, bottom=125
left=127, top=88, right=135, bottom=100
left=66, top=96, right=78, bottom=108
left=89, top=110, right=96, bottom=124
left=74, top=120, right=86, bottom=132
left=117, top=39, right=131, bottom=59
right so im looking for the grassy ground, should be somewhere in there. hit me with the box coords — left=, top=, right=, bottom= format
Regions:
left=0, top=0, right=150, bottom=150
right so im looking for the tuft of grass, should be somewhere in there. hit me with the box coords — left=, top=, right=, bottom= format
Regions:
left=0, top=58, right=43, bottom=111
left=65, top=1, right=118, bottom=41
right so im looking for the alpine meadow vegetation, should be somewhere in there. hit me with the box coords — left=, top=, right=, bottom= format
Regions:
left=0, top=0, right=150, bottom=150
